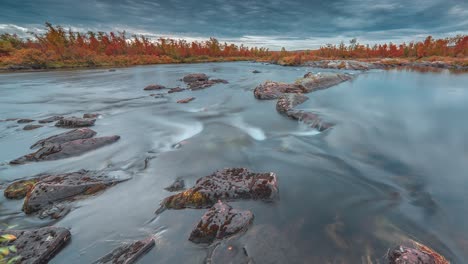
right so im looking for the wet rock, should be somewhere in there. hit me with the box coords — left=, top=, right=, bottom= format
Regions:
left=189, top=201, right=253, bottom=244
left=177, top=97, right=195, bottom=104
left=109, top=69, right=116, bottom=72
left=254, top=81, right=307, bottom=100
left=23, top=124, right=43, bottom=130
left=11, top=135, right=120, bottom=164
left=158, top=168, right=278, bottom=211
left=168, top=87, right=185, bottom=93
left=188, top=79, right=228, bottom=90
left=38, top=116, right=64, bottom=123
left=30, top=128, right=97, bottom=149
left=55, top=117, right=96, bottom=128
left=164, top=178, right=185, bottom=192
left=144, top=84, right=166, bottom=91
left=252, top=70, right=261, bottom=73
left=17, top=118, right=35, bottom=124
left=287, top=110, right=334, bottom=131
left=276, top=93, right=309, bottom=114
left=83, top=113, right=101, bottom=119
left=1, top=118, right=19, bottom=122
left=5, top=178, right=43, bottom=199
left=388, top=241, right=449, bottom=264
left=150, top=93, right=165, bottom=98
left=94, top=237, right=155, bottom=264
left=182, top=73, right=209, bottom=83
left=22, top=170, right=128, bottom=215
left=296, top=72, right=353, bottom=93
left=0, top=227, right=71, bottom=264
left=303, top=60, right=384, bottom=70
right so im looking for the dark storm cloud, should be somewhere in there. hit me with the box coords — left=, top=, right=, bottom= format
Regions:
left=1, top=0, right=467, bottom=49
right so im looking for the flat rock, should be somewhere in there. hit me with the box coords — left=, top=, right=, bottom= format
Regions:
left=55, top=117, right=96, bottom=128
left=177, top=97, right=195, bottom=104
left=83, top=113, right=101, bottom=119
left=158, top=168, right=278, bottom=211
left=93, top=237, right=155, bottom=264
left=296, top=72, right=353, bottom=93
left=189, top=201, right=253, bottom=244
left=388, top=240, right=449, bottom=264
left=38, top=116, right=64, bottom=123
left=0, top=227, right=71, bottom=264
left=21, top=170, right=128, bottom=215
left=254, top=81, right=307, bottom=100
left=164, top=178, right=185, bottom=192
left=303, top=60, right=384, bottom=70
left=276, top=93, right=309, bottom=114
left=144, top=84, right=166, bottom=91
left=168, top=87, right=185, bottom=93
left=30, top=128, right=97, bottom=149
left=23, top=124, right=43, bottom=131
left=11, top=135, right=120, bottom=164
left=182, top=73, right=209, bottom=83
left=17, top=119, right=35, bottom=124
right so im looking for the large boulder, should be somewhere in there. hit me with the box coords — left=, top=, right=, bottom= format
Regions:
left=296, top=72, right=353, bottom=93
left=30, top=128, right=97, bottom=149
left=0, top=227, right=71, bottom=263
left=158, top=168, right=278, bottom=212
left=388, top=240, right=449, bottom=264
left=11, top=135, right=120, bottom=164
left=276, top=93, right=309, bottom=114
left=254, top=81, right=307, bottom=100
left=55, top=117, right=96, bottom=128
left=18, top=170, right=128, bottom=217
left=189, top=201, right=253, bottom=244
left=94, top=237, right=155, bottom=264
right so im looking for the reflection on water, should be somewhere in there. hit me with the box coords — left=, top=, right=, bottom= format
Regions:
left=0, top=62, right=467, bottom=263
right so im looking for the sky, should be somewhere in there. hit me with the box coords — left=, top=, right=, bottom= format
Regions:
left=1, top=0, right=467, bottom=50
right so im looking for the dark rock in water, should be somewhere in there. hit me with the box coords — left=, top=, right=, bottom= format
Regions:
left=254, top=81, right=307, bottom=100
left=189, top=201, right=253, bottom=244
left=388, top=241, right=449, bottom=264
left=5, top=178, right=44, bottom=199
left=164, top=178, right=185, bottom=192
left=144, top=84, right=166, bottom=91
left=287, top=110, right=334, bottom=131
left=83, top=113, right=101, bottom=119
left=188, top=79, right=228, bottom=90
left=109, top=69, right=116, bottom=72
left=11, top=135, right=120, bottom=164
left=93, top=237, right=155, bottom=264
left=158, top=168, right=278, bottom=211
left=252, top=70, right=261, bottom=73
left=1, top=118, right=19, bottom=122
left=23, top=124, right=43, bottom=131
left=150, top=93, right=165, bottom=98
left=276, top=93, right=309, bottom=114
left=177, top=97, right=195, bottom=104
left=17, top=118, right=35, bottom=124
left=0, top=227, right=71, bottom=264
left=21, top=170, right=128, bottom=215
left=30, top=128, right=97, bottom=149
left=38, top=116, right=64, bottom=123
left=168, top=87, right=185, bottom=93
left=55, top=117, right=96, bottom=128
left=182, top=73, right=209, bottom=83
left=296, top=72, right=353, bottom=93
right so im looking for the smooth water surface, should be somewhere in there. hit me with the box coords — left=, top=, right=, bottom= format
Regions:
left=0, top=62, right=467, bottom=263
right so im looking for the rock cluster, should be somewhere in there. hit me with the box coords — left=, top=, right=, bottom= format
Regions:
left=182, top=73, right=228, bottom=90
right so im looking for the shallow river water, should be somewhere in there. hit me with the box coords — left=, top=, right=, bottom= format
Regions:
left=0, top=62, right=467, bottom=263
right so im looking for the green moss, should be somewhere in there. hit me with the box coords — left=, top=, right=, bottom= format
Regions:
left=4, top=179, right=39, bottom=199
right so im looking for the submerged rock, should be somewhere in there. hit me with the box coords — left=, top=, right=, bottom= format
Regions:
left=296, top=72, right=353, bottom=93
left=55, top=117, right=96, bottom=128
left=94, top=237, right=155, bottom=264
left=276, top=93, right=309, bottom=114
left=164, top=178, right=185, bottom=192
left=0, top=227, right=71, bottom=264
left=168, top=87, right=185, bottom=93
left=144, top=84, right=166, bottom=91
left=182, top=73, right=209, bottom=83
left=23, top=124, right=43, bottom=130
left=83, top=113, right=101, bottom=119
left=182, top=73, right=228, bottom=90
left=189, top=201, right=253, bottom=244
left=177, top=97, right=195, bottom=104
left=17, top=118, right=35, bottom=124
left=158, top=168, right=278, bottom=211
left=30, top=127, right=97, bottom=149
left=252, top=70, right=261, bottom=73
left=388, top=240, right=449, bottom=264
left=11, top=135, right=120, bottom=164
left=254, top=81, right=307, bottom=100
left=38, top=116, right=64, bottom=123
left=287, top=110, right=334, bottom=131
left=21, top=170, right=127, bottom=215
